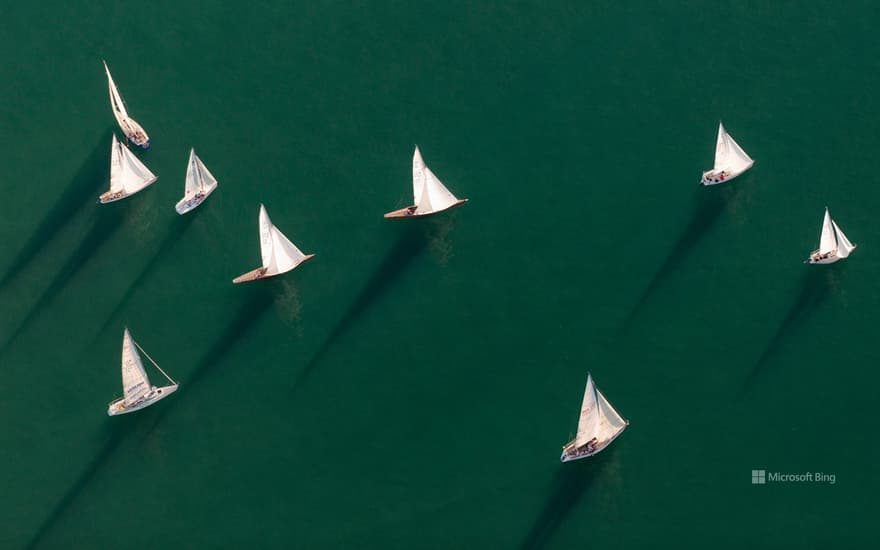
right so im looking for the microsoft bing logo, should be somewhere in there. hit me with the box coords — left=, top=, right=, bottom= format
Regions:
left=751, top=469, right=766, bottom=484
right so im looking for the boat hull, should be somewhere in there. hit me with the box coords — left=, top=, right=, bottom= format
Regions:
left=232, top=254, right=315, bottom=284
left=98, top=179, right=157, bottom=204
left=560, top=425, right=628, bottom=463
left=175, top=187, right=217, bottom=215
left=116, top=116, right=150, bottom=149
left=807, top=248, right=843, bottom=264
left=700, top=163, right=753, bottom=186
left=384, top=199, right=468, bottom=218
left=107, top=384, right=178, bottom=416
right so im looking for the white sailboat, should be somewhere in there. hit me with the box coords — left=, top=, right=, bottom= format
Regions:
left=99, top=134, right=158, bottom=203
left=700, top=122, right=754, bottom=185
left=561, top=372, right=628, bottom=462
left=107, top=328, right=178, bottom=416
left=233, top=204, right=315, bottom=283
left=384, top=146, right=468, bottom=217
left=103, top=60, right=150, bottom=149
left=175, top=148, right=219, bottom=214
left=807, top=207, right=856, bottom=264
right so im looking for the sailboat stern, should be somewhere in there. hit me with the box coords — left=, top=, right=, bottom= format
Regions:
left=232, top=266, right=269, bottom=284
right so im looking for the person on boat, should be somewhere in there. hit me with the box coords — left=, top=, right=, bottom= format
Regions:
left=405, top=206, right=417, bottom=215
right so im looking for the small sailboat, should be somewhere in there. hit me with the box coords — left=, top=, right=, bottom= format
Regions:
left=807, top=207, right=856, bottom=264
left=233, top=204, right=315, bottom=283
left=175, top=148, right=219, bottom=214
left=700, top=122, right=754, bottom=185
left=99, top=134, right=158, bottom=203
left=384, top=146, right=468, bottom=217
left=107, top=328, right=178, bottom=416
left=103, top=60, right=150, bottom=149
left=561, top=372, right=628, bottom=462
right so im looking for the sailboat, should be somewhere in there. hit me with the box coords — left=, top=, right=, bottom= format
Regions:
left=560, top=372, right=628, bottom=462
left=700, top=122, right=754, bottom=185
left=103, top=60, right=150, bottom=149
left=107, top=328, right=178, bottom=416
left=175, top=148, right=219, bottom=214
left=99, top=134, right=158, bottom=203
left=233, top=204, right=315, bottom=283
left=807, top=207, right=856, bottom=264
left=384, top=146, right=468, bottom=217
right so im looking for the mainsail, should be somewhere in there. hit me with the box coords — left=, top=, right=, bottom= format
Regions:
left=259, top=205, right=309, bottom=276
left=575, top=374, right=601, bottom=447
left=103, top=60, right=129, bottom=123
left=185, top=148, right=218, bottom=195
left=819, top=208, right=836, bottom=255
left=121, top=328, right=151, bottom=406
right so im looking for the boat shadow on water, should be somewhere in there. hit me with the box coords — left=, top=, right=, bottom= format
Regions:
left=24, top=415, right=136, bottom=550
left=616, top=184, right=740, bottom=335
left=0, top=202, right=130, bottom=357
left=0, top=130, right=112, bottom=289
left=741, top=267, right=840, bottom=394
left=90, top=213, right=200, bottom=345
left=518, top=447, right=616, bottom=550
left=24, top=285, right=278, bottom=550
left=290, top=222, right=430, bottom=393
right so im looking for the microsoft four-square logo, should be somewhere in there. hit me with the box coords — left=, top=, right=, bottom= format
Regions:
left=752, top=470, right=766, bottom=484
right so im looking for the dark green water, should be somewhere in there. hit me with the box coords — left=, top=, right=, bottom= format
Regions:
left=1, top=2, right=878, bottom=548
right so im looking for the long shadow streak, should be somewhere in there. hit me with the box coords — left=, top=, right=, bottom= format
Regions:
left=24, top=285, right=276, bottom=550
left=290, top=224, right=428, bottom=393
left=518, top=449, right=613, bottom=550
left=616, top=186, right=738, bottom=335
left=1, top=203, right=129, bottom=356
left=92, top=214, right=199, bottom=343
left=741, top=268, right=834, bottom=393
left=0, top=130, right=111, bottom=288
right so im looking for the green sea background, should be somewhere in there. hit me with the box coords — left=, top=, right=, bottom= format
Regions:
left=1, top=1, right=878, bottom=548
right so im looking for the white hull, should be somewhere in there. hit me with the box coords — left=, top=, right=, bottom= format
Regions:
left=807, top=246, right=856, bottom=264
left=175, top=186, right=217, bottom=214
left=560, top=425, right=627, bottom=462
left=700, top=163, right=753, bottom=186
left=107, top=384, right=178, bottom=415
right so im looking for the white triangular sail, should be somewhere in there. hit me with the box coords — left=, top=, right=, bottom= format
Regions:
left=103, top=60, right=129, bottom=121
left=185, top=148, right=219, bottom=195
left=258, top=205, right=309, bottom=276
left=109, top=134, right=125, bottom=194
left=713, top=123, right=729, bottom=171
left=121, top=329, right=151, bottom=406
left=819, top=208, right=836, bottom=255
left=411, top=147, right=462, bottom=214
left=412, top=147, right=427, bottom=210
left=574, top=374, right=601, bottom=448
left=110, top=135, right=157, bottom=195
left=595, top=390, right=628, bottom=442
left=832, top=220, right=856, bottom=258
left=714, top=122, right=753, bottom=174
